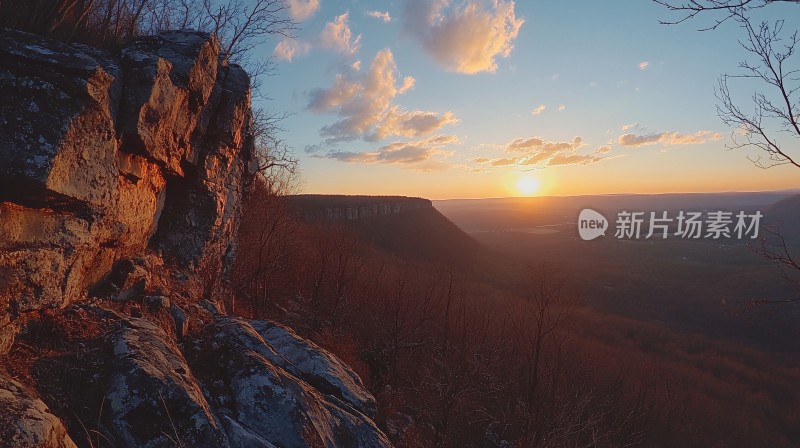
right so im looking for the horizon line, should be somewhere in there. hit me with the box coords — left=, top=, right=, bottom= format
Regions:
left=293, top=188, right=800, bottom=202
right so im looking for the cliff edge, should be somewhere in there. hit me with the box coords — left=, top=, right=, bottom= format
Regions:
left=0, top=29, right=390, bottom=448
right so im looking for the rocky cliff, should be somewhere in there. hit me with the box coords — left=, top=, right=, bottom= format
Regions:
left=0, top=29, right=390, bottom=448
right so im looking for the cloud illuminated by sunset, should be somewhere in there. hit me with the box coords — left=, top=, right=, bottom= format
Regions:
left=403, top=0, right=524, bottom=74
left=306, top=49, right=458, bottom=144
left=265, top=1, right=799, bottom=198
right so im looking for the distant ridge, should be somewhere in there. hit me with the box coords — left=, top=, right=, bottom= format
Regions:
left=289, top=195, right=432, bottom=221
left=287, top=195, right=509, bottom=278
left=765, top=193, right=800, bottom=249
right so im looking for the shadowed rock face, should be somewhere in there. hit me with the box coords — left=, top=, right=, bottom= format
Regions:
left=0, top=29, right=254, bottom=326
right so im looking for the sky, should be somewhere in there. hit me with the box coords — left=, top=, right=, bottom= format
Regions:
left=259, top=0, right=799, bottom=199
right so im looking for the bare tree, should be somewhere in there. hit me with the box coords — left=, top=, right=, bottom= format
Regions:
left=249, top=108, right=298, bottom=183
left=511, top=266, right=574, bottom=445
left=751, top=225, right=800, bottom=302
left=233, top=176, right=300, bottom=317
left=657, top=1, right=800, bottom=168
left=656, top=0, right=800, bottom=303
left=719, top=18, right=800, bottom=170
left=415, top=298, right=504, bottom=448
left=654, top=1, right=800, bottom=29
left=199, top=0, right=294, bottom=60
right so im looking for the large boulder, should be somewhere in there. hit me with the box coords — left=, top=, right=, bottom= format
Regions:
left=0, top=374, right=77, bottom=448
left=96, top=314, right=391, bottom=448
left=105, top=318, right=230, bottom=448
left=201, top=317, right=392, bottom=448
left=251, top=320, right=378, bottom=418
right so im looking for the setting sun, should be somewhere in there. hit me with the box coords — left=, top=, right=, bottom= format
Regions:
left=516, top=175, right=541, bottom=196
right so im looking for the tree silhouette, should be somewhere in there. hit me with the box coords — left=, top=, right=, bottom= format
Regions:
left=656, top=1, right=800, bottom=168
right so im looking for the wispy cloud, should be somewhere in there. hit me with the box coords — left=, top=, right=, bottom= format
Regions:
left=366, top=10, right=392, bottom=22
left=319, top=13, right=362, bottom=55
left=307, top=49, right=458, bottom=143
left=473, top=136, right=608, bottom=168
left=287, top=0, right=320, bottom=21
left=403, top=0, right=524, bottom=74
left=273, top=38, right=311, bottom=61
left=274, top=12, right=361, bottom=61
left=617, top=130, right=722, bottom=147
left=316, top=135, right=460, bottom=170
left=531, top=104, right=546, bottom=115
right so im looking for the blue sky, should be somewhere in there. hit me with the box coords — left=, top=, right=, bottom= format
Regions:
left=257, top=0, right=799, bottom=199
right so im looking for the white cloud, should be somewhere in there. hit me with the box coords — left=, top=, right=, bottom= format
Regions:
left=320, top=13, right=362, bottom=55
left=318, top=135, right=459, bottom=169
left=273, top=38, right=311, bottom=61
left=274, top=13, right=365, bottom=62
left=287, top=0, right=320, bottom=21
left=366, top=10, right=392, bottom=22
left=531, top=104, right=546, bottom=115
left=617, top=130, right=722, bottom=147
left=307, top=49, right=458, bottom=143
left=403, top=0, right=524, bottom=74
left=639, top=61, right=650, bottom=70
left=473, top=136, right=606, bottom=167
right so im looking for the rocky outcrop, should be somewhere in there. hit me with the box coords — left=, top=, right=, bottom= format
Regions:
left=249, top=320, right=378, bottom=418
left=0, top=28, right=254, bottom=340
left=0, top=307, right=392, bottom=448
left=105, top=318, right=230, bottom=448
left=195, top=316, right=392, bottom=448
left=290, top=195, right=433, bottom=221
left=0, top=376, right=77, bottom=448
left=0, top=29, right=391, bottom=448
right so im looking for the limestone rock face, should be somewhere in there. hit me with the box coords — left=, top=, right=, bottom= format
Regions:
left=0, top=28, right=254, bottom=328
left=117, top=30, right=219, bottom=175
left=0, top=29, right=124, bottom=314
left=0, top=376, right=77, bottom=448
left=0, top=29, right=392, bottom=448
left=0, top=29, right=120, bottom=208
